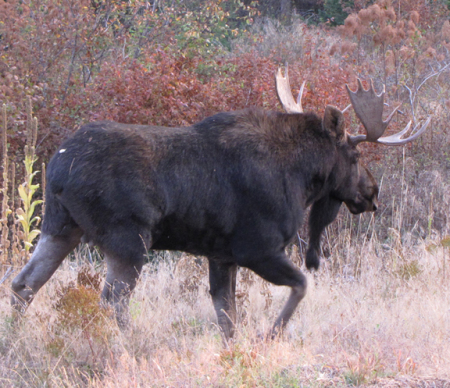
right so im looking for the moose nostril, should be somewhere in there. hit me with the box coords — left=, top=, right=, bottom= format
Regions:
left=372, top=203, right=378, bottom=211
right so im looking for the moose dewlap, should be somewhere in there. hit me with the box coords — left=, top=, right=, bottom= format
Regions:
left=11, top=69, right=429, bottom=340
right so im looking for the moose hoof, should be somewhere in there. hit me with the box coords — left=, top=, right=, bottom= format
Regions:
left=11, top=283, right=34, bottom=314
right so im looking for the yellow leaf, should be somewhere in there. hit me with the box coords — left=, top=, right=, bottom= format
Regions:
left=18, top=185, right=27, bottom=202
left=28, top=229, right=41, bottom=242
left=441, top=236, right=450, bottom=248
left=18, top=219, right=28, bottom=230
left=30, top=216, right=41, bottom=226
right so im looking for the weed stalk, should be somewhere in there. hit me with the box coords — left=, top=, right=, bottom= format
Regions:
left=1, top=104, right=11, bottom=267
left=15, top=97, right=43, bottom=264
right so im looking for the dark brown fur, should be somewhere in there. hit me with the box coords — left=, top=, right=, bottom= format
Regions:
left=11, top=107, right=378, bottom=340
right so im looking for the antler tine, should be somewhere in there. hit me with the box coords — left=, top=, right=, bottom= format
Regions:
left=376, top=117, right=431, bottom=145
left=346, top=78, right=400, bottom=145
left=276, top=67, right=305, bottom=114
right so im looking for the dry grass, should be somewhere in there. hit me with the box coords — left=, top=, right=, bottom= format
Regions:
left=1, top=216, right=449, bottom=387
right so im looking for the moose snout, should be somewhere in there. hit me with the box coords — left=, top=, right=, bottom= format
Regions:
left=371, top=197, right=378, bottom=211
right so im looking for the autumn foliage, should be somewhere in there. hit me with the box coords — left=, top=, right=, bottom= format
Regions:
left=1, top=0, right=450, bottom=260
left=1, top=0, right=447, bottom=162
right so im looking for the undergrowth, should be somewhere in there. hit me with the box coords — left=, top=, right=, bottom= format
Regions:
left=0, top=1, right=449, bottom=386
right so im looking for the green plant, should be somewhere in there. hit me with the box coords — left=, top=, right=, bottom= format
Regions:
left=320, top=0, right=354, bottom=26
left=15, top=97, right=43, bottom=262
left=174, top=0, right=257, bottom=54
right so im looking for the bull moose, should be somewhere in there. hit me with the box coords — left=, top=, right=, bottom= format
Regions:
left=11, top=69, right=429, bottom=340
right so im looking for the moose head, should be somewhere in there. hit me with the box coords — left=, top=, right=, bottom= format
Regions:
left=275, top=67, right=430, bottom=270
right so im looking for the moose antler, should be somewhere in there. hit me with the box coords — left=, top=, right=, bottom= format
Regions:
left=276, top=67, right=306, bottom=114
left=346, top=79, right=430, bottom=146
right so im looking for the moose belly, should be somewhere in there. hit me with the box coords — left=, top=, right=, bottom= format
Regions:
left=151, top=220, right=233, bottom=258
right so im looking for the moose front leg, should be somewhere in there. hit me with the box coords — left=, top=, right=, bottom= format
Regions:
left=208, top=259, right=237, bottom=341
left=242, top=251, right=307, bottom=338
left=306, top=196, right=342, bottom=270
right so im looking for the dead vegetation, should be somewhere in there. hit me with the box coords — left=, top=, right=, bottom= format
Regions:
left=0, top=208, right=449, bottom=387
left=1, top=0, right=450, bottom=386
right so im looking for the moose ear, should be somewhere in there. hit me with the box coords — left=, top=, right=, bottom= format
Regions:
left=322, top=105, right=346, bottom=142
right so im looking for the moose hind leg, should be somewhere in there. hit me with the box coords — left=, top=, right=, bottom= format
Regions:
left=208, top=259, right=238, bottom=341
left=243, top=252, right=307, bottom=338
left=11, top=228, right=83, bottom=312
left=101, top=249, right=144, bottom=328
